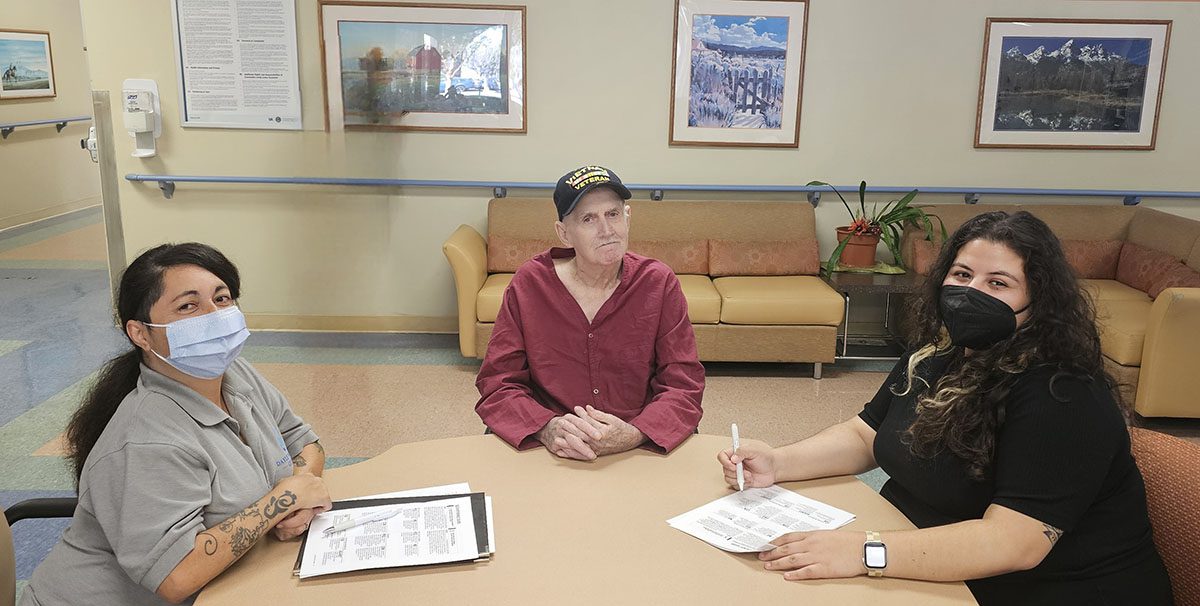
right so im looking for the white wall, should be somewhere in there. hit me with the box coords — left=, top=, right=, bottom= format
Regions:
left=0, top=0, right=99, bottom=230
left=78, top=0, right=1200, bottom=329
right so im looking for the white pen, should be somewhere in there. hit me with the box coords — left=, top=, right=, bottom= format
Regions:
left=732, top=423, right=744, bottom=491
left=322, top=508, right=401, bottom=536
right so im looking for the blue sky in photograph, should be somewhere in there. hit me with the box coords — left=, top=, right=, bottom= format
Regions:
left=0, top=39, right=49, bottom=71
left=693, top=15, right=789, bottom=50
left=338, top=21, right=493, bottom=58
left=1002, top=36, right=1151, bottom=65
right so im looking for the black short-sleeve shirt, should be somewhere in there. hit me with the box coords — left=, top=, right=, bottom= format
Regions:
left=859, top=352, right=1172, bottom=606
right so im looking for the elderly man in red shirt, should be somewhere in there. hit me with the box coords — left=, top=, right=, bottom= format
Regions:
left=475, top=165, right=705, bottom=460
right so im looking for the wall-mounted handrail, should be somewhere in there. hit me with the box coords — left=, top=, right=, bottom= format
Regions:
left=0, top=116, right=91, bottom=139
left=125, top=173, right=1200, bottom=206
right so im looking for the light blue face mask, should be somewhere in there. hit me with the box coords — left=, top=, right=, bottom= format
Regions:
left=143, top=306, right=251, bottom=379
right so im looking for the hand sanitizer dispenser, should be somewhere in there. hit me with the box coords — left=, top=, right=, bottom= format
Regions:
left=122, top=79, right=161, bottom=158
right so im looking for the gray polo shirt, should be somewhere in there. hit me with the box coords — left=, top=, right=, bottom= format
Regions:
left=21, top=358, right=318, bottom=606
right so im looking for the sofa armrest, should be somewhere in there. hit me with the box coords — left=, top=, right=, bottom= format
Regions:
left=1134, top=287, right=1200, bottom=418
left=442, top=225, right=488, bottom=357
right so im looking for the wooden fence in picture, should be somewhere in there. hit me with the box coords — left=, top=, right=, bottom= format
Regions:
left=729, top=67, right=778, bottom=114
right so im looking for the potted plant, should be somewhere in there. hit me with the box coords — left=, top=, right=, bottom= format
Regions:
left=807, top=180, right=946, bottom=273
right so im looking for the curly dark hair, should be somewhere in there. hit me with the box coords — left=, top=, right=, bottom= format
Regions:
left=898, top=210, right=1118, bottom=481
left=65, top=243, right=240, bottom=485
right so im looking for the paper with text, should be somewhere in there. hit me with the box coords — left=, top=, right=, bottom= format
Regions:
left=300, top=495, right=484, bottom=578
left=667, top=486, right=856, bottom=553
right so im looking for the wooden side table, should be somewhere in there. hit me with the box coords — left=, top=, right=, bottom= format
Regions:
left=822, top=272, right=921, bottom=361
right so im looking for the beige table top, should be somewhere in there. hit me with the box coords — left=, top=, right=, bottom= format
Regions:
left=197, top=434, right=976, bottom=605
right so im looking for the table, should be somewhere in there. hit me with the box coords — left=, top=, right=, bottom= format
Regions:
left=823, top=272, right=921, bottom=361
left=196, top=435, right=976, bottom=605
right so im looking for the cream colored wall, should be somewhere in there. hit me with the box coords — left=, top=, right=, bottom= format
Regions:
left=78, top=0, right=1200, bottom=329
left=0, top=0, right=99, bottom=230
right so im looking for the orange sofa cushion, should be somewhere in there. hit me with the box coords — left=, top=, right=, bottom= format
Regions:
left=1062, top=240, right=1123, bottom=280
left=911, top=239, right=938, bottom=275
left=1117, top=243, right=1179, bottom=294
left=1129, top=427, right=1200, bottom=606
left=709, top=239, right=820, bottom=277
left=628, top=240, right=709, bottom=274
left=487, top=235, right=556, bottom=273
left=1148, top=262, right=1200, bottom=299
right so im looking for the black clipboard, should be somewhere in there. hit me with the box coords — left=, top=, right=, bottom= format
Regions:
left=293, top=492, right=490, bottom=576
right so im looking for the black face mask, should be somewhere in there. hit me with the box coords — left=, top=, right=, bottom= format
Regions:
left=939, top=285, right=1029, bottom=349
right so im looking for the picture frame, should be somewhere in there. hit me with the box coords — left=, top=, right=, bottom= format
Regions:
left=669, top=0, right=808, bottom=148
left=318, top=1, right=526, bottom=133
left=0, top=29, right=56, bottom=100
left=975, top=18, right=1171, bottom=150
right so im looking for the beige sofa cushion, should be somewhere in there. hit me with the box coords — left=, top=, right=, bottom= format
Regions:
left=677, top=275, right=721, bottom=324
left=1081, top=279, right=1151, bottom=303
left=476, top=273, right=514, bottom=322
left=713, top=276, right=843, bottom=325
left=1095, top=298, right=1152, bottom=366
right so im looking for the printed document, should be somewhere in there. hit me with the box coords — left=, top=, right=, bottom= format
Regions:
left=667, top=486, right=856, bottom=553
left=298, top=484, right=490, bottom=578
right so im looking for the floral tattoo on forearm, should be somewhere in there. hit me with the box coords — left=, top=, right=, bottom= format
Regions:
left=200, top=490, right=298, bottom=558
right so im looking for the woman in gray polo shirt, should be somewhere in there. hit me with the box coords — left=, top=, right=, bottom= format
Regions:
left=22, top=243, right=332, bottom=605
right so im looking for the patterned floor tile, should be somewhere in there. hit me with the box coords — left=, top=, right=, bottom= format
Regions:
left=0, top=340, right=29, bottom=357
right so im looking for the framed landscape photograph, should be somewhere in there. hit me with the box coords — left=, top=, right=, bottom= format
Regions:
left=669, top=0, right=808, bottom=147
left=319, top=1, right=525, bottom=133
left=976, top=18, right=1171, bottom=150
left=0, top=29, right=55, bottom=100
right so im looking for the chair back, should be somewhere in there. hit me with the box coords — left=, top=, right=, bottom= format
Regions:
left=1130, top=426, right=1200, bottom=606
left=1, top=510, right=15, bottom=606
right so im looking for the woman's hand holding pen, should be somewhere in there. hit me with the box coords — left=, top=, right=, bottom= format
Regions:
left=717, top=439, right=777, bottom=489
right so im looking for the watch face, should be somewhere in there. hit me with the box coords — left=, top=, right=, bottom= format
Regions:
left=864, top=543, right=887, bottom=568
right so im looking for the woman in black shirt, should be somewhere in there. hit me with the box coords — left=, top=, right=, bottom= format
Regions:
left=719, top=211, right=1172, bottom=605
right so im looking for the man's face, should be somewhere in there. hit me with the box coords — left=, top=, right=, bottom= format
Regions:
left=556, top=188, right=630, bottom=267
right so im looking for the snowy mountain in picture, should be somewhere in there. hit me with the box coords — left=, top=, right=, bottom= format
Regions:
left=1046, top=39, right=1074, bottom=61
left=1006, top=39, right=1127, bottom=65
left=993, top=34, right=1153, bottom=133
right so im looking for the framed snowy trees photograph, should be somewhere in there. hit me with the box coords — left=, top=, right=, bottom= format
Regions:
left=669, top=0, right=808, bottom=147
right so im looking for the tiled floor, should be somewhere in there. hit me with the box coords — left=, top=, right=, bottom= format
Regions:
left=2, top=207, right=1196, bottom=597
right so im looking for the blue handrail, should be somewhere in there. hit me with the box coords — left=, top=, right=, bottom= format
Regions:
left=0, top=116, right=91, bottom=139
left=124, top=173, right=1200, bottom=206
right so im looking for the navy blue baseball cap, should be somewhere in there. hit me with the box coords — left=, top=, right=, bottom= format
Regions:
left=553, top=165, right=632, bottom=220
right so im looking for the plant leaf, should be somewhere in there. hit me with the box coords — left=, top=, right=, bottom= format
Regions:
left=858, top=180, right=868, bottom=218
left=809, top=180, right=853, bottom=220
left=824, top=231, right=853, bottom=275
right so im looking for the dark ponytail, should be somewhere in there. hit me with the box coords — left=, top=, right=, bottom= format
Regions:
left=65, top=243, right=241, bottom=484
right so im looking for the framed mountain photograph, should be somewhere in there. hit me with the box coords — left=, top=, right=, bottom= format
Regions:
left=0, top=29, right=55, bottom=100
left=975, top=18, right=1171, bottom=150
left=669, top=0, right=808, bottom=147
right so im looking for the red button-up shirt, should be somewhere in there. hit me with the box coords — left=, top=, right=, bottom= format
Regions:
left=475, top=248, right=705, bottom=452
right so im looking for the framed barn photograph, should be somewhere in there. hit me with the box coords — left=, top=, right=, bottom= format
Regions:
left=319, top=1, right=526, bottom=133
left=0, top=29, right=55, bottom=100
left=975, top=18, right=1171, bottom=150
left=669, top=0, right=808, bottom=147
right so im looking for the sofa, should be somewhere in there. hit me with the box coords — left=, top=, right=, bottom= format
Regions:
left=901, top=204, right=1200, bottom=418
left=443, top=198, right=845, bottom=377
